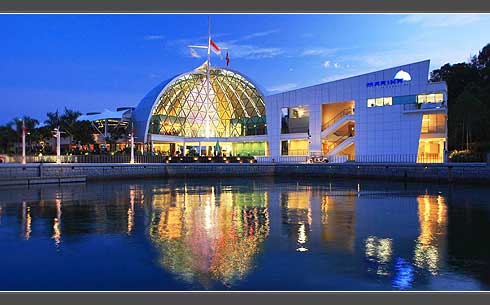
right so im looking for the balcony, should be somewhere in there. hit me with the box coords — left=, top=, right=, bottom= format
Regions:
left=403, top=102, right=446, bottom=113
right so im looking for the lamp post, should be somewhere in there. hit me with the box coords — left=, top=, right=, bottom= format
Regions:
left=130, top=130, right=135, bottom=164
left=21, top=119, right=26, bottom=164
left=54, top=127, right=61, bottom=164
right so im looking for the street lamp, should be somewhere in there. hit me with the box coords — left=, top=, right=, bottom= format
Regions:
left=52, top=127, right=62, bottom=164
left=129, top=130, right=135, bottom=164
left=21, top=120, right=27, bottom=164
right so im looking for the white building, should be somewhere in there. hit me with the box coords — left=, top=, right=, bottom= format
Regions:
left=265, top=59, right=447, bottom=163
left=132, top=59, right=447, bottom=163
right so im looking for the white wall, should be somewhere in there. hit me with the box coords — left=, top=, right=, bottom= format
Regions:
left=265, top=60, right=448, bottom=161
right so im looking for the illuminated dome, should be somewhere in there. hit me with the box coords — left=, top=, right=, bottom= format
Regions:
left=133, top=62, right=267, bottom=142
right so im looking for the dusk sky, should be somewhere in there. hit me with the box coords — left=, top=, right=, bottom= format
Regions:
left=1, top=14, right=489, bottom=124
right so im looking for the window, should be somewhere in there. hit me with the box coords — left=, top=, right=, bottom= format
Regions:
left=393, top=95, right=416, bottom=105
left=367, top=96, right=393, bottom=108
left=281, top=106, right=310, bottom=134
left=421, top=114, right=446, bottom=134
left=417, top=92, right=444, bottom=104
left=384, top=97, right=392, bottom=106
left=281, top=139, right=309, bottom=156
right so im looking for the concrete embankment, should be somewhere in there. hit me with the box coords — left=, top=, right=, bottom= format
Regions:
left=1, top=162, right=489, bottom=185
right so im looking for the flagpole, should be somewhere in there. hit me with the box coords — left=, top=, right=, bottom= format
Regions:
left=207, top=16, right=211, bottom=140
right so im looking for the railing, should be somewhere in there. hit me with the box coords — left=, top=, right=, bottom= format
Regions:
left=280, top=149, right=309, bottom=156
left=356, top=154, right=418, bottom=163
left=255, top=156, right=309, bottom=163
left=321, top=108, right=354, bottom=131
left=323, top=135, right=353, bottom=155
left=403, top=102, right=446, bottom=111
left=421, top=125, right=446, bottom=134
left=1, top=155, right=257, bottom=164
left=253, top=153, right=489, bottom=164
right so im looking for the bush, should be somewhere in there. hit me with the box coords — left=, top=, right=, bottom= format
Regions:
left=448, top=150, right=482, bottom=162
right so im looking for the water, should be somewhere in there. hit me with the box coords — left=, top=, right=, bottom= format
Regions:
left=0, top=177, right=489, bottom=291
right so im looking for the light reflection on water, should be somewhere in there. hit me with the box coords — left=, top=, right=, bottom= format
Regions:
left=0, top=178, right=489, bottom=291
left=148, top=185, right=269, bottom=287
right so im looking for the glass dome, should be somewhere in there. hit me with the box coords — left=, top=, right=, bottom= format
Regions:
left=148, top=64, right=267, bottom=138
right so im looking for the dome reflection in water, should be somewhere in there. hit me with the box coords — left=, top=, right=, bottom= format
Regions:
left=148, top=184, right=269, bottom=287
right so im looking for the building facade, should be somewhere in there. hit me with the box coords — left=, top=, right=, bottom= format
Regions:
left=132, top=59, right=447, bottom=163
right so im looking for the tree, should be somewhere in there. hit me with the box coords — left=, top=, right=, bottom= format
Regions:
left=44, top=110, right=61, bottom=129
left=72, top=120, right=96, bottom=147
left=0, top=125, right=16, bottom=154
left=44, top=108, right=84, bottom=150
left=454, top=85, right=484, bottom=150
left=8, top=116, right=40, bottom=154
left=430, top=42, right=490, bottom=153
left=59, top=108, right=82, bottom=148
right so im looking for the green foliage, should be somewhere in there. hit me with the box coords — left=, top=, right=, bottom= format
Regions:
left=73, top=120, right=96, bottom=146
left=0, top=125, right=16, bottom=154
left=448, top=150, right=482, bottom=162
left=430, top=43, right=490, bottom=153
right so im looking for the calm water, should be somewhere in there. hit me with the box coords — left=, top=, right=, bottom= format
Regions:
left=0, top=177, right=489, bottom=291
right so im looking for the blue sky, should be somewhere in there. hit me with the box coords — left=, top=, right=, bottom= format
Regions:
left=1, top=14, right=489, bottom=124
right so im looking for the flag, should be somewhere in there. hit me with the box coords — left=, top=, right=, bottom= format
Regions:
left=210, top=39, right=221, bottom=55
left=226, top=52, right=230, bottom=66
left=189, top=48, right=200, bottom=58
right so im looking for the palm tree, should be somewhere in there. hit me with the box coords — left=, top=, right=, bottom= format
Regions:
left=44, top=108, right=82, bottom=151
left=0, top=125, right=17, bottom=154
left=8, top=116, right=40, bottom=154
left=60, top=108, right=82, bottom=148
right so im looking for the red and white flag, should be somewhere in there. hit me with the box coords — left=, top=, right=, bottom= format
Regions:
left=210, top=39, right=221, bottom=55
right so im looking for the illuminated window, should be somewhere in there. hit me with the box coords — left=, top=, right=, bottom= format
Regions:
left=417, top=92, right=444, bottom=104
left=281, top=106, right=310, bottom=134
left=421, top=114, right=446, bottom=134
left=367, top=98, right=375, bottom=108
left=384, top=97, right=392, bottom=106
left=367, top=96, right=393, bottom=108
left=281, top=139, right=309, bottom=156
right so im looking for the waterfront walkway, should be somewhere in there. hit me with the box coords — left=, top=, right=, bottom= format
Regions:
left=1, top=162, right=489, bottom=186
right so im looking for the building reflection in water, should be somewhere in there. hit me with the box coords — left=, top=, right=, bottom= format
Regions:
left=364, top=235, right=393, bottom=276
left=280, top=187, right=312, bottom=252
left=0, top=180, right=463, bottom=290
left=148, top=184, right=270, bottom=287
left=360, top=193, right=448, bottom=287
left=414, top=194, right=447, bottom=275
left=127, top=186, right=137, bottom=235
left=392, top=257, right=414, bottom=290
left=52, top=194, right=62, bottom=247
left=321, top=192, right=356, bottom=253
left=22, top=201, right=32, bottom=240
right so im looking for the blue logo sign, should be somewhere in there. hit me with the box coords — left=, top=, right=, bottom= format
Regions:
left=366, top=70, right=412, bottom=88
left=366, top=78, right=404, bottom=87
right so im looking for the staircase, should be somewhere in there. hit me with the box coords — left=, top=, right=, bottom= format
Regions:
left=321, top=108, right=355, bottom=138
left=321, top=108, right=355, bottom=158
left=325, top=136, right=355, bottom=157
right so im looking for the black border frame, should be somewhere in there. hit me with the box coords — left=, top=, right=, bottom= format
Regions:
left=1, top=0, right=490, bottom=12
